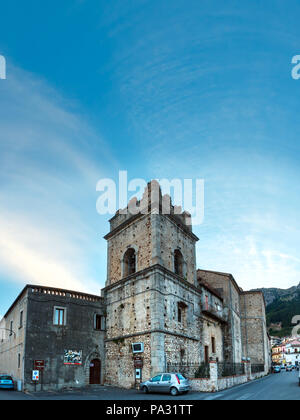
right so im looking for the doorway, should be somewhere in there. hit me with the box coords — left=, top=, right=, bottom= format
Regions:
left=89, top=359, right=101, bottom=384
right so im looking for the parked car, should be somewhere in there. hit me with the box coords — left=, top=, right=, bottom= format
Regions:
left=273, top=366, right=281, bottom=373
left=0, top=375, right=14, bottom=390
left=286, top=365, right=293, bottom=372
left=140, top=373, right=190, bottom=396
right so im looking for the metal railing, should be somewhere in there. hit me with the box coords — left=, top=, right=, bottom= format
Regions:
left=217, top=363, right=245, bottom=378
left=166, top=362, right=210, bottom=379
left=202, top=304, right=227, bottom=323
left=251, top=364, right=265, bottom=374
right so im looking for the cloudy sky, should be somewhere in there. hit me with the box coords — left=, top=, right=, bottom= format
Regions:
left=0, top=0, right=300, bottom=316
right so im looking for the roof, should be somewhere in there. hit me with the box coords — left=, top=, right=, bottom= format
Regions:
left=197, top=269, right=243, bottom=295
left=3, top=284, right=103, bottom=319
left=288, top=340, right=300, bottom=347
left=197, top=269, right=266, bottom=307
left=198, top=280, right=223, bottom=301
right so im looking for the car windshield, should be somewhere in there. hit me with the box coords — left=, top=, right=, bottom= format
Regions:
left=0, top=376, right=12, bottom=380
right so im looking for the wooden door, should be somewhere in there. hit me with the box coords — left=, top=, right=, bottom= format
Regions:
left=89, top=359, right=101, bottom=384
left=204, top=346, right=209, bottom=363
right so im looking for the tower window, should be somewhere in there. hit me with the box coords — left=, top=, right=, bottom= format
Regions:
left=174, top=250, right=184, bottom=276
left=177, top=301, right=187, bottom=324
left=178, top=307, right=182, bottom=323
left=123, top=248, right=136, bottom=277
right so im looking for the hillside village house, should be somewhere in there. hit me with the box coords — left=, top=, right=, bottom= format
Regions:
left=272, top=338, right=300, bottom=367
left=0, top=181, right=270, bottom=392
left=285, top=340, right=300, bottom=366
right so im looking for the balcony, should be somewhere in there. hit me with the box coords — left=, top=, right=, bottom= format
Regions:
left=202, top=304, right=228, bottom=324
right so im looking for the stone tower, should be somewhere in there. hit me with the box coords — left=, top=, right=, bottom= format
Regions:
left=103, top=181, right=201, bottom=388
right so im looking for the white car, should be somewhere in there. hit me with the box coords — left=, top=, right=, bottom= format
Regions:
left=140, top=373, right=190, bottom=396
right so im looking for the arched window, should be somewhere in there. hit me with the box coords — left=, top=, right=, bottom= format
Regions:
left=123, top=248, right=136, bottom=277
left=174, top=249, right=184, bottom=276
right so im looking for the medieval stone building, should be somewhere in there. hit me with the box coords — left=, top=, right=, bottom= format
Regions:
left=0, top=285, right=106, bottom=392
left=0, top=181, right=270, bottom=391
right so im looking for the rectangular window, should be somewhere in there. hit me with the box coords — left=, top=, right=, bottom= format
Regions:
left=178, top=307, right=182, bottom=323
left=9, top=321, right=13, bottom=336
left=204, top=345, right=209, bottom=363
left=53, top=307, right=66, bottom=326
left=19, top=311, right=23, bottom=328
left=212, top=337, right=216, bottom=354
left=18, top=353, right=21, bottom=369
left=95, top=315, right=106, bottom=331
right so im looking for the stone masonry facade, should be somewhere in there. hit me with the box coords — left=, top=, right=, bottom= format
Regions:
left=0, top=181, right=270, bottom=391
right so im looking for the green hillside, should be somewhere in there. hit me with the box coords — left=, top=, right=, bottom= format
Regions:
left=266, top=291, right=300, bottom=338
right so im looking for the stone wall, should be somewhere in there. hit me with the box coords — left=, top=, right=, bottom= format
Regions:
left=190, top=361, right=267, bottom=393
left=106, top=214, right=152, bottom=286
left=104, top=265, right=203, bottom=388
left=158, top=215, right=197, bottom=285
left=0, top=289, right=28, bottom=387
left=197, top=270, right=243, bottom=363
left=105, top=334, right=152, bottom=389
left=240, top=291, right=270, bottom=369
left=24, top=287, right=106, bottom=392
left=201, top=318, right=224, bottom=362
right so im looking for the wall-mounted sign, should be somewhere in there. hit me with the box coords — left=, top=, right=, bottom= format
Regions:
left=64, top=350, right=82, bottom=365
left=132, top=343, right=144, bottom=353
left=34, top=360, right=45, bottom=370
left=133, top=356, right=143, bottom=368
left=32, top=370, right=40, bottom=381
left=135, top=368, right=142, bottom=380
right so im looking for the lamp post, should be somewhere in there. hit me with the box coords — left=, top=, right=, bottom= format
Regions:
left=0, top=327, right=16, bottom=339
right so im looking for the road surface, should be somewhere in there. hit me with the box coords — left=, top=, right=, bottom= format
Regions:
left=0, top=370, right=298, bottom=400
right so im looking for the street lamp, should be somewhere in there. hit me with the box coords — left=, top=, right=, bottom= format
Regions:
left=0, top=327, right=16, bottom=339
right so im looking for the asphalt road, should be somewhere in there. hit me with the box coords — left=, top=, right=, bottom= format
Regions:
left=0, top=370, right=299, bottom=400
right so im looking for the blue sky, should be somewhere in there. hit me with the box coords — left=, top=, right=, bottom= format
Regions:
left=0, top=0, right=300, bottom=316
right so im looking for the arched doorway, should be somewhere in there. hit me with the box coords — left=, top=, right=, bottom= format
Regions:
left=89, top=359, right=101, bottom=384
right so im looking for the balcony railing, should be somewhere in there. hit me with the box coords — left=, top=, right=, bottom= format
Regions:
left=202, top=304, right=227, bottom=323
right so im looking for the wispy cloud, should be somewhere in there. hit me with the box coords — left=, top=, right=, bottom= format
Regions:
left=197, top=233, right=300, bottom=290
left=0, top=66, right=116, bottom=295
left=0, top=213, right=97, bottom=292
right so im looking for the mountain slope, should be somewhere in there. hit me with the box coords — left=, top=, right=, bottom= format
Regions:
left=252, top=283, right=300, bottom=337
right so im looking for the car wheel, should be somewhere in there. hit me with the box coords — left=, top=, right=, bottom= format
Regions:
left=142, top=386, right=149, bottom=394
left=170, top=387, right=179, bottom=396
